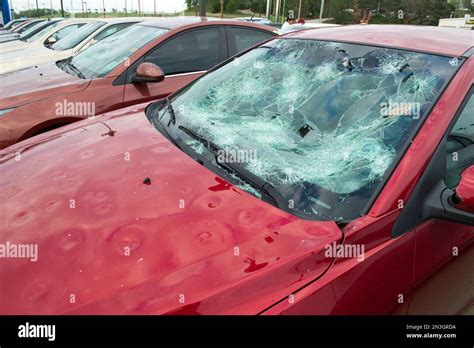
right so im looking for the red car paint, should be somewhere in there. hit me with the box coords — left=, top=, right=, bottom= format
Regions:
left=0, top=26, right=473, bottom=315
left=0, top=18, right=276, bottom=149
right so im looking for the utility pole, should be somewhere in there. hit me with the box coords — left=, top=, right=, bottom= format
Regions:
left=298, top=0, right=302, bottom=19
left=154, top=0, right=156, bottom=16
left=199, top=0, right=206, bottom=17
left=319, top=0, right=324, bottom=20
left=265, top=0, right=270, bottom=19
left=275, top=0, right=280, bottom=23
left=282, top=0, right=286, bottom=22
left=137, top=0, right=140, bottom=15
left=102, top=0, right=105, bottom=17
left=10, top=0, right=14, bottom=20
left=124, top=0, right=127, bottom=16
left=220, top=0, right=223, bottom=18
left=36, top=0, right=39, bottom=17
left=60, top=0, right=64, bottom=16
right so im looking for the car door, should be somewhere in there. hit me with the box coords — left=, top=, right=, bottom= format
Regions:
left=407, top=87, right=474, bottom=314
left=123, top=26, right=226, bottom=106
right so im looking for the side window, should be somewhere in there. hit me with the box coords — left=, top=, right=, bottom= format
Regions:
left=145, top=27, right=220, bottom=75
left=446, top=91, right=474, bottom=188
left=227, top=27, right=273, bottom=56
left=51, top=24, right=84, bottom=41
left=93, top=23, right=135, bottom=42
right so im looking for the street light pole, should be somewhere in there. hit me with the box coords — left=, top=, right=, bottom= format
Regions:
left=275, top=0, right=280, bottom=23
left=298, top=0, right=302, bottom=19
left=154, top=0, right=156, bottom=16
left=319, top=0, right=324, bottom=20
left=199, top=0, right=206, bottom=17
left=124, top=0, right=127, bottom=16
left=102, top=0, right=105, bottom=17
left=36, top=0, right=39, bottom=17
left=60, top=0, right=64, bottom=16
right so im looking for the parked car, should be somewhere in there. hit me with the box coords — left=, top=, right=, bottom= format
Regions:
left=0, top=19, right=45, bottom=41
left=0, top=18, right=28, bottom=31
left=0, top=25, right=472, bottom=315
left=0, top=19, right=33, bottom=33
left=0, top=19, right=95, bottom=53
left=0, top=18, right=142, bottom=74
left=0, top=17, right=276, bottom=148
left=0, top=18, right=65, bottom=44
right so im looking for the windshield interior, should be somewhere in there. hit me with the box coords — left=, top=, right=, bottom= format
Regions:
left=52, top=21, right=105, bottom=51
left=151, top=38, right=463, bottom=221
left=70, top=24, right=168, bottom=79
left=24, top=21, right=63, bottom=42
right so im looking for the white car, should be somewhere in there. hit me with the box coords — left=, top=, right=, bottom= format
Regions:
left=0, top=18, right=144, bottom=75
left=0, top=19, right=96, bottom=54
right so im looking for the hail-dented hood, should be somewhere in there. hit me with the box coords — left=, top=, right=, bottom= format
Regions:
left=0, top=102, right=342, bottom=314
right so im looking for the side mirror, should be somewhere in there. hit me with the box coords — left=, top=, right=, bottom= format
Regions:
left=452, top=165, right=474, bottom=213
left=131, top=62, right=165, bottom=84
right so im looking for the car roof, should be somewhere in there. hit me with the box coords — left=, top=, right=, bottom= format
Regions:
left=284, top=25, right=473, bottom=57
left=138, top=16, right=270, bottom=30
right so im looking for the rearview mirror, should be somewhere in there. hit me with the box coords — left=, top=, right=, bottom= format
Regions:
left=452, top=165, right=474, bottom=213
left=131, top=62, right=165, bottom=84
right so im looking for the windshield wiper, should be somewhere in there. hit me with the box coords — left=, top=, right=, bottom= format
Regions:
left=178, top=125, right=287, bottom=209
left=62, top=60, right=85, bottom=79
left=166, top=97, right=176, bottom=125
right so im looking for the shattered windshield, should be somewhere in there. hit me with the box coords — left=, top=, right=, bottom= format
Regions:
left=151, top=38, right=463, bottom=221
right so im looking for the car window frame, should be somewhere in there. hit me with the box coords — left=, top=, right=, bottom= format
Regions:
left=142, top=25, right=227, bottom=77
left=391, top=84, right=474, bottom=237
left=444, top=86, right=474, bottom=189
left=113, top=25, right=227, bottom=86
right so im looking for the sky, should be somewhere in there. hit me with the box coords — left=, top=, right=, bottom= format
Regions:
left=10, top=0, right=187, bottom=14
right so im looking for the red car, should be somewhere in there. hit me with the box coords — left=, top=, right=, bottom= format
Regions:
left=0, top=17, right=276, bottom=148
left=0, top=25, right=473, bottom=315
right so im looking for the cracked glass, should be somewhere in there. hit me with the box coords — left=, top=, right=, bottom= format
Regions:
left=153, top=38, right=463, bottom=221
